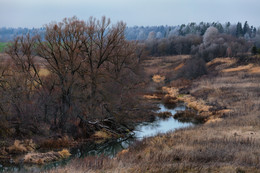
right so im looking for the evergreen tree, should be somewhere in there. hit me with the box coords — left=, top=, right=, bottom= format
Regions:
left=216, top=23, right=224, bottom=33
left=243, top=21, right=250, bottom=35
left=252, top=45, right=258, bottom=55
left=236, top=22, right=243, bottom=37
left=252, top=27, right=257, bottom=38
left=225, top=22, right=231, bottom=34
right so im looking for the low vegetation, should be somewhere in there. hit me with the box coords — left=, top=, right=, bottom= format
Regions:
left=24, top=149, right=71, bottom=164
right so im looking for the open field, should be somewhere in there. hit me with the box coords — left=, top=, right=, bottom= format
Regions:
left=0, top=42, right=9, bottom=53
left=49, top=55, right=260, bottom=172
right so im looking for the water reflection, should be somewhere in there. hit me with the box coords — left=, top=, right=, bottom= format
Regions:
left=71, top=137, right=135, bottom=158
left=134, top=104, right=191, bottom=139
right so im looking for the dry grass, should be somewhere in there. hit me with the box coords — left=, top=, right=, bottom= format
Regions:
left=177, top=95, right=212, bottom=115
left=24, top=149, right=71, bottom=164
left=249, top=66, right=260, bottom=74
left=7, top=139, right=36, bottom=154
left=206, top=57, right=236, bottom=67
left=92, top=129, right=114, bottom=139
left=162, top=86, right=214, bottom=119
left=143, top=94, right=161, bottom=100
left=222, top=64, right=254, bottom=73
left=169, top=78, right=192, bottom=88
left=58, top=149, right=71, bottom=158
left=152, top=75, right=165, bottom=83
left=142, top=55, right=190, bottom=77
left=51, top=122, right=260, bottom=172
left=174, top=63, right=184, bottom=71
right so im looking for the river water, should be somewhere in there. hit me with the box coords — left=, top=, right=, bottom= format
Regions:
left=0, top=104, right=192, bottom=172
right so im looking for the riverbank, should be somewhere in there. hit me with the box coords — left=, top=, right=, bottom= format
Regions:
left=48, top=55, right=260, bottom=172
left=0, top=103, right=192, bottom=172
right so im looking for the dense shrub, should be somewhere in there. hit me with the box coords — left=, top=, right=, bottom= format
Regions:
left=178, top=56, right=207, bottom=79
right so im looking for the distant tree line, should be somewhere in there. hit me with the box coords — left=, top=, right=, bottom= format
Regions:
left=1, top=21, right=259, bottom=42
left=157, top=26, right=253, bottom=80
left=126, top=21, right=259, bottom=40
left=143, top=26, right=251, bottom=58
left=0, top=27, right=45, bottom=42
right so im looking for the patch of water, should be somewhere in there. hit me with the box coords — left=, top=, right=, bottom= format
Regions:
left=134, top=104, right=191, bottom=139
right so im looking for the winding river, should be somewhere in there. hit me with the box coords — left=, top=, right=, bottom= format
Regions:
left=0, top=104, right=192, bottom=172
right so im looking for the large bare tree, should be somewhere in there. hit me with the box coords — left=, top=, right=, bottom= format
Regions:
left=6, top=16, right=139, bottom=134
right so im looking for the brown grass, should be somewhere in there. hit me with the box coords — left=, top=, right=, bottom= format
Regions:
left=58, top=149, right=71, bottom=158
left=222, top=64, right=254, bottom=73
left=24, top=149, right=71, bottom=164
left=7, top=139, right=36, bottom=154
left=206, top=57, right=236, bottom=67
left=174, top=63, right=184, bottom=71
left=142, top=55, right=190, bottom=77
left=143, top=94, right=161, bottom=100
left=92, top=129, right=115, bottom=139
left=152, top=75, right=165, bottom=83
left=40, top=136, right=71, bottom=149
left=169, top=78, right=192, bottom=88
left=249, top=66, right=260, bottom=74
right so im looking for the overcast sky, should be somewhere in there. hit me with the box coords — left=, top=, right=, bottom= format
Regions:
left=1, top=0, right=260, bottom=28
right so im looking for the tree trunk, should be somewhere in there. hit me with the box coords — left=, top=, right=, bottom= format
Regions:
left=59, top=88, right=71, bottom=133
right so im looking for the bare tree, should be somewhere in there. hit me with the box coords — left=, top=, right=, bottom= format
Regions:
left=5, top=16, right=139, bottom=135
left=36, top=17, right=86, bottom=132
left=78, top=16, right=138, bottom=121
left=203, top=26, right=219, bottom=45
left=4, top=35, right=44, bottom=136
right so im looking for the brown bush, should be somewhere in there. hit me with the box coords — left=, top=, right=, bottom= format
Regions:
left=178, top=56, right=207, bottom=79
left=162, top=96, right=178, bottom=109
left=174, top=110, right=206, bottom=123
left=157, top=112, right=172, bottom=119
left=0, top=121, right=12, bottom=138
left=39, top=136, right=71, bottom=149
left=170, top=78, right=192, bottom=88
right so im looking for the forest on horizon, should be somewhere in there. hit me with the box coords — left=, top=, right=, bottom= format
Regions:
left=0, top=21, right=259, bottom=43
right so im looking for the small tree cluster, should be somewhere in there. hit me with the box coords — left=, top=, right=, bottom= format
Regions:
left=144, top=34, right=202, bottom=56
left=192, top=27, right=251, bottom=62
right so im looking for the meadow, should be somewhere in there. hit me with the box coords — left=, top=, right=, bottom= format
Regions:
left=0, top=42, right=8, bottom=53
